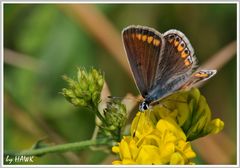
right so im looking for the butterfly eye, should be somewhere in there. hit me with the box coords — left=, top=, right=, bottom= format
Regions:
left=143, top=102, right=149, bottom=110
left=139, top=101, right=149, bottom=111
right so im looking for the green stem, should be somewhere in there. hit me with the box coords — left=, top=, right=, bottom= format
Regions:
left=5, top=138, right=109, bottom=157
left=91, top=106, right=106, bottom=124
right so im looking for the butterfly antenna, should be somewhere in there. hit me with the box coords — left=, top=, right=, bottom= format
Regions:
left=107, top=96, right=123, bottom=99
left=108, top=95, right=142, bottom=102
left=133, top=112, right=142, bottom=137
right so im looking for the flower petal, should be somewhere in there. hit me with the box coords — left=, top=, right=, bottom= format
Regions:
left=170, top=152, right=185, bottom=165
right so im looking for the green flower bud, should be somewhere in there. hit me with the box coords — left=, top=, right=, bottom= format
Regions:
left=62, top=67, right=104, bottom=109
left=98, top=79, right=104, bottom=88
left=92, top=69, right=100, bottom=80
left=62, top=75, right=76, bottom=89
left=104, top=100, right=126, bottom=130
left=89, top=84, right=96, bottom=93
left=92, top=91, right=100, bottom=105
left=78, top=99, right=88, bottom=107
left=71, top=98, right=87, bottom=107
left=73, top=88, right=83, bottom=97
left=61, top=88, right=75, bottom=99
left=79, top=80, right=88, bottom=91
left=77, top=68, right=83, bottom=82
left=85, top=92, right=92, bottom=101
left=99, top=99, right=127, bottom=141
left=79, top=69, right=88, bottom=84
left=87, top=73, right=94, bottom=84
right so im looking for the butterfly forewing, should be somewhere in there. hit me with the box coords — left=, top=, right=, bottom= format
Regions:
left=122, top=25, right=165, bottom=97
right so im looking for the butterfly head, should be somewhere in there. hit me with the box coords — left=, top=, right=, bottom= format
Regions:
left=139, top=100, right=150, bottom=112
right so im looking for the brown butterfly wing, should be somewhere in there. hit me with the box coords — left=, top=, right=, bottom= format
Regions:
left=122, top=25, right=165, bottom=97
left=155, top=30, right=197, bottom=87
left=144, top=30, right=199, bottom=102
left=122, top=26, right=216, bottom=104
left=180, top=70, right=217, bottom=89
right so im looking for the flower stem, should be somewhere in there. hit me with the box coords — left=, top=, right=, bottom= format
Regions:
left=91, top=106, right=106, bottom=124
left=5, top=138, right=109, bottom=157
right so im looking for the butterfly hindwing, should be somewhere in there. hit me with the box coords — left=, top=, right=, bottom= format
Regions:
left=157, top=30, right=197, bottom=85
left=145, top=29, right=198, bottom=102
left=122, top=25, right=165, bottom=97
left=180, top=70, right=217, bottom=89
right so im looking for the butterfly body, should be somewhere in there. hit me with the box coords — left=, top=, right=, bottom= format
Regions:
left=122, top=25, right=217, bottom=112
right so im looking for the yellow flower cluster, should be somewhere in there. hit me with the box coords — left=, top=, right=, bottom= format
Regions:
left=112, top=112, right=196, bottom=165
left=112, top=88, right=224, bottom=165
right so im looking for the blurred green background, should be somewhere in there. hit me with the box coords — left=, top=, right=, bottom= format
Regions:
left=4, top=4, right=237, bottom=164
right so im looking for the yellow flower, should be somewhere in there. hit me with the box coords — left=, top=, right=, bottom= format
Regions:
left=112, top=88, right=224, bottom=165
left=112, top=112, right=196, bottom=165
left=151, top=88, right=224, bottom=141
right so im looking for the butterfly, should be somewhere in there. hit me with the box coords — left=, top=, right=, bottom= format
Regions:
left=122, top=25, right=217, bottom=111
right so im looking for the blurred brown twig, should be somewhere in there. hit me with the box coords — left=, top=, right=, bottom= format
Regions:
left=192, top=132, right=236, bottom=164
left=4, top=48, right=40, bottom=73
left=200, top=41, right=236, bottom=70
left=58, top=4, right=131, bottom=77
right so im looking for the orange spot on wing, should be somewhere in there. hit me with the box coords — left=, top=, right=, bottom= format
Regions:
left=147, top=36, right=153, bottom=43
left=181, top=51, right=189, bottom=58
left=184, top=59, right=191, bottom=66
left=195, top=73, right=208, bottom=78
left=153, top=39, right=160, bottom=46
left=136, top=34, right=141, bottom=40
left=177, top=45, right=184, bottom=52
left=131, top=33, right=135, bottom=39
left=174, top=39, right=180, bottom=47
left=142, top=35, right=147, bottom=42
